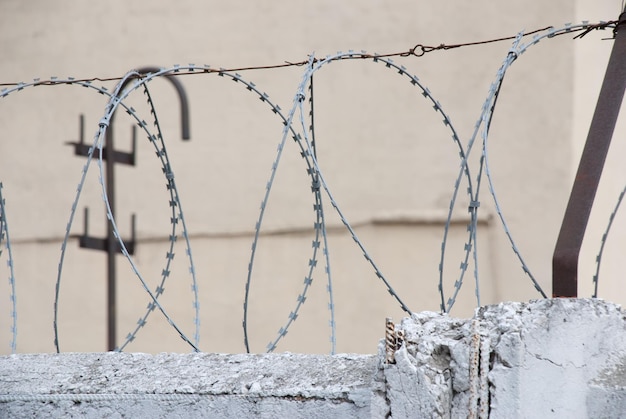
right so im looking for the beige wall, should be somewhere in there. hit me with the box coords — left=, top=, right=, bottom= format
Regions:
left=0, top=1, right=622, bottom=354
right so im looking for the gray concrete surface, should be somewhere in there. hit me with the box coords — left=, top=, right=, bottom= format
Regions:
left=1, top=352, right=383, bottom=418
left=3, top=299, right=626, bottom=418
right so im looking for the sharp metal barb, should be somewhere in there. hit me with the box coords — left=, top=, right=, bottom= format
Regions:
left=0, top=184, right=17, bottom=353
left=592, top=184, right=626, bottom=297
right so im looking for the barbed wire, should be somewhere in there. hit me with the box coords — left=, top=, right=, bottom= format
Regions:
left=115, top=81, right=200, bottom=352
left=593, top=186, right=626, bottom=298
left=0, top=183, right=17, bottom=353
left=0, top=21, right=617, bottom=89
left=0, top=18, right=623, bottom=354
left=92, top=73, right=201, bottom=352
left=49, top=72, right=201, bottom=353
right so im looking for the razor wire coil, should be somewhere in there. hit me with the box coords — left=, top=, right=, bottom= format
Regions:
left=0, top=20, right=621, bottom=353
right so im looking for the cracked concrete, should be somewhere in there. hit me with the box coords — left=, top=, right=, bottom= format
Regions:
left=2, top=299, right=626, bottom=417
left=481, top=299, right=626, bottom=418
left=386, top=299, right=626, bottom=418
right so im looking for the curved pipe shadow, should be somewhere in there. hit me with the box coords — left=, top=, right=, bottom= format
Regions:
left=112, top=66, right=190, bottom=140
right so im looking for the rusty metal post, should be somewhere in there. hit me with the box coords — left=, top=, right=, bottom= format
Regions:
left=552, top=11, right=626, bottom=297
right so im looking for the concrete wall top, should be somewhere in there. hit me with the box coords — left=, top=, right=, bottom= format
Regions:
left=3, top=299, right=626, bottom=418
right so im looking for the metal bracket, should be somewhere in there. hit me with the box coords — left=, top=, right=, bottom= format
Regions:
left=79, top=207, right=136, bottom=255
left=66, top=113, right=137, bottom=166
left=66, top=114, right=137, bottom=256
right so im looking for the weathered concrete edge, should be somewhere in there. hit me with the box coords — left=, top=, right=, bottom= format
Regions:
left=0, top=352, right=385, bottom=418
left=0, top=352, right=379, bottom=399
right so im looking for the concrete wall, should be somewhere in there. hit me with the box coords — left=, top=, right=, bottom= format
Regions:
left=2, top=299, right=626, bottom=418
left=0, top=1, right=623, bottom=355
